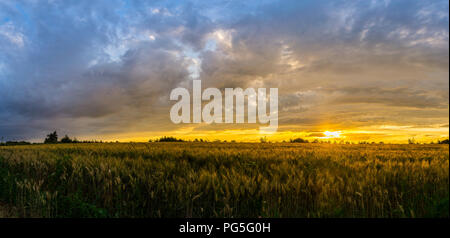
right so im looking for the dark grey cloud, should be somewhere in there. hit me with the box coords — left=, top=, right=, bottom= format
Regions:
left=0, top=0, right=211, bottom=140
left=326, top=87, right=448, bottom=109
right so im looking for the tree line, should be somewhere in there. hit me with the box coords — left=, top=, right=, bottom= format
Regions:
left=1, top=132, right=449, bottom=145
left=42, top=131, right=103, bottom=144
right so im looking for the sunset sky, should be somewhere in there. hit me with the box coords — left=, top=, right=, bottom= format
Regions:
left=0, top=0, right=448, bottom=143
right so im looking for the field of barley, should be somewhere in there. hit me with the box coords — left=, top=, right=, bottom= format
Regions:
left=0, top=142, right=448, bottom=218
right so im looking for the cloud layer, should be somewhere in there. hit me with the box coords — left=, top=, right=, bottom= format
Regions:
left=0, top=0, right=448, bottom=142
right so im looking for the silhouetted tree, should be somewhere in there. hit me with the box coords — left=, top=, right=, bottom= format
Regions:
left=1, top=141, right=31, bottom=146
left=155, top=136, right=184, bottom=142
left=290, top=138, right=309, bottom=143
left=60, top=135, right=73, bottom=143
left=438, top=139, right=449, bottom=144
left=44, top=131, right=58, bottom=144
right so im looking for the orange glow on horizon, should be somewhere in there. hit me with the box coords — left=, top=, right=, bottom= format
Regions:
left=88, top=125, right=448, bottom=144
left=323, top=131, right=342, bottom=138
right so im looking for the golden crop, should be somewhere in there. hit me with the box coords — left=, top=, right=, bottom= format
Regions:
left=0, top=143, right=448, bottom=218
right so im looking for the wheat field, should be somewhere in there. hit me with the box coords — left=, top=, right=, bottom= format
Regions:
left=0, top=142, right=448, bottom=218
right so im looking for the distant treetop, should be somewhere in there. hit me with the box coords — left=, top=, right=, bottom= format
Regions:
left=153, top=136, right=184, bottom=142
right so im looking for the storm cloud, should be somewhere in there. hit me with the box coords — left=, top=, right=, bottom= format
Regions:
left=0, top=0, right=448, bottom=142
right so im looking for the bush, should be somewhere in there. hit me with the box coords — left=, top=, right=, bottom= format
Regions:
left=290, top=138, right=309, bottom=143
left=153, top=136, right=184, bottom=142
left=60, top=135, right=73, bottom=143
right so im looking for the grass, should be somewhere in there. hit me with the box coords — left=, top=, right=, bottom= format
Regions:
left=0, top=142, right=448, bottom=218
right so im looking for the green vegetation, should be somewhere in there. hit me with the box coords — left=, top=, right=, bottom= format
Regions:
left=0, top=143, right=448, bottom=218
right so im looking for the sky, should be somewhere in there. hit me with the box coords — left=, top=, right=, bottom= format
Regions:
left=0, top=0, right=448, bottom=143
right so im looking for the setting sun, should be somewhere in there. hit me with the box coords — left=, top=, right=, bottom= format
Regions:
left=323, top=131, right=341, bottom=138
